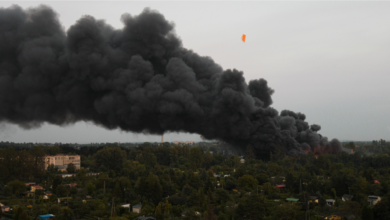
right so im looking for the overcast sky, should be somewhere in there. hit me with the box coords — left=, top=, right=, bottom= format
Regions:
left=0, top=1, right=389, bottom=143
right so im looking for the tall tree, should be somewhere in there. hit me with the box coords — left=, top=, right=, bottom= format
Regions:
left=203, top=150, right=213, bottom=169
left=202, top=199, right=217, bottom=220
left=66, top=163, right=76, bottom=173
left=30, top=146, right=46, bottom=177
left=164, top=200, right=170, bottom=215
left=113, top=182, right=122, bottom=200
left=155, top=203, right=163, bottom=220
left=94, top=147, right=127, bottom=172
left=190, top=147, right=203, bottom=170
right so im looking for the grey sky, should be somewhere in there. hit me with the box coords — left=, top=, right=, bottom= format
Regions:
left=0, top=1, right=389, bottom=143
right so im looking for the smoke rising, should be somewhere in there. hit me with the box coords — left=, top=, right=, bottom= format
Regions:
left=0, top=5, right=341, bottom=157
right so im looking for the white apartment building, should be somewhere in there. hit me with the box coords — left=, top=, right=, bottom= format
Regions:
left=45, top=154, right=81, bottom=171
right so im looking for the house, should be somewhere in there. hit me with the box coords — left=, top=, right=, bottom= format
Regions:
left=367, top=195, right=381, bottom=205
left=329, top=212, right=355, bottom=220
left=132, top=204, right=142, bottom=213
left=308, top=196, right=318, bottom=203
left=326, top=199, right=336, bottom=206
left=276, top=184, right=286, bottom=189
left=181, top=210, right=201, bottom=217
left=134, top=217, right=155, bottom=220
left=1, top=205, right=10, bottom=212
left=240, top=158, right=245, bottom=163
left=31, top=185, right=44, bottom=192
left=342, top=194, right=353, bottom=201
left=373, top=180, right=380, bottom=184
left=121, top=203, right=130, bottom=212
left=25, top=182, right=36, bottom=186
left=286, top=198, right=299, bottom=204
left=38, top=214, right=55, bottom=220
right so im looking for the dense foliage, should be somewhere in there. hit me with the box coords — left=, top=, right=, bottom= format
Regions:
left=0, top=140, right=389, bottom=220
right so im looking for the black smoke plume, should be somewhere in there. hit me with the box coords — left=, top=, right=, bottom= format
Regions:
left=0, top=5, right=341, bottom=157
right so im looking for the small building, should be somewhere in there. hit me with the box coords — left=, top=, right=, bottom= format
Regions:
left=1, top=205, right=10, bottom=212
left=342, top=194, right=353, bottom=201
left=286, top=198, right=299, bottom=204
left=368, top=195, right=381, bottom=205
left=25, top=182, right=36, bottom=186
left=276, top=184, right=286, bottom=189
left=121, top=203, right=130, bottom=212
left=132, top=204, right=142, bottom=213
left=240, top=158, right=245, bottom=163
left=329, top=212, right=355, bottom=220
left=57, top=174, right=76, bottom=178
left=181, top=210, right=201, bottom=217
left=326, top=199, right=336, bottom=206
left=373, top=180, right=380, bottom=184
left=308, top=196, right=318, bottom=203
left=38, top=214, right=55, bottom=220
left=31, top=185, right=44, bottom=192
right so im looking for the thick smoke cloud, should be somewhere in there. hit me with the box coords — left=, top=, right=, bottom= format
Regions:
left=0, top=5, right=341, bottom=157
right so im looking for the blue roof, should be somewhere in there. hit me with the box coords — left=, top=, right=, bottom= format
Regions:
left=39, top=214, right=54, bottom=219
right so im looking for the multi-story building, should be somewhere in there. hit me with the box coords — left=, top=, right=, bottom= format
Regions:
left=45, top=154, right=81, bottom=172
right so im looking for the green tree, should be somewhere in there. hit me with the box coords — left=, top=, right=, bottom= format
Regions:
left=141, top=201, right=155, bottom=216
left=237, top=175, right=258, bottom=191
left=203, top=150, right=213, bottom=169
left=7, top=179, right=27, bottom=196
left=94, top=147, right=127, bottom=172
left=19, top=210, right=30, bottom=220
left=155, top=203, right=163, bottom=220
left=190, top=147, right=204, bottom=170
left=76, top=168, right=87, bottom=183
left=57, top=207, right=74, bottom=220
left=338, top=201, right=361, bottom=218
left=214, top=188, right=231, bottom=204
left=86, top=182, right=96, bottom=195
left=362, top=205, right=374, bottom=220
left=14, top=207, right=24, bottom=220
left=202, top=199, right=217, bottom=220
left=56, top=185, right=69, bottom=197
left=164, top=200, right=170, bottom=215
left=236, top=195, right=266, bottom=220
left=52, top=175, right=62, bottom=193
left=30, top=146, right=46, bottom=177
left=374, top=196, right=390, bottom=220
left=66, top=163, right=76, bottom=173
left=113, top=182, right=122, bottom=200
left=136, top=173, right=163, bottom=205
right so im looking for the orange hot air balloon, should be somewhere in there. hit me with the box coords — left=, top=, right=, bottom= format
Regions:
left=242, top=34, right=246, bottom=42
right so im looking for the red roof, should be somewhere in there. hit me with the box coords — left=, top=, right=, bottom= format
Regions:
left=276, top=184, right=286, bottom=188
left=374, top=180, right=380, bottom=184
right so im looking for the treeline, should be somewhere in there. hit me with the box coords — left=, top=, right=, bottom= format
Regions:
left=0, top=147, right=46, bottom=182
left=1, top=143, right=390, bottom=220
